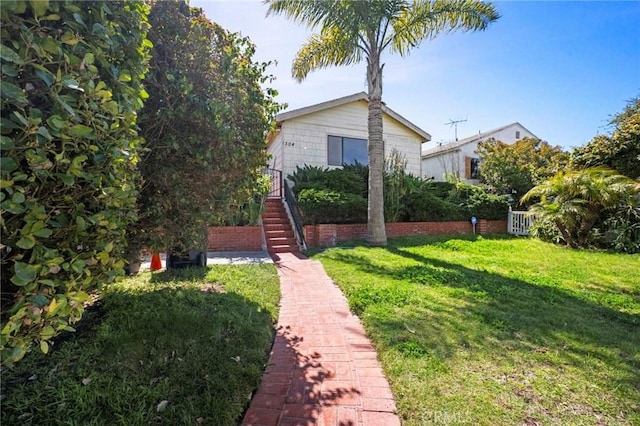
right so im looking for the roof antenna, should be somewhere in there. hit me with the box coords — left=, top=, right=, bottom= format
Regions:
left=445, top=118, right=467, bottom=141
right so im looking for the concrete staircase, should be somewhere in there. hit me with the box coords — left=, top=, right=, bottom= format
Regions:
left=263, top=198, right=299, bottom=254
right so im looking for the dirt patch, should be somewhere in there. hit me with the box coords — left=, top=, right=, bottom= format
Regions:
left=200, top=282, right=225, bottom=293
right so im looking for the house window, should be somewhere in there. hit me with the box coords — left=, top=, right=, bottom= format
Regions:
left=328, top=135, right=368, bottom=166
left=515, top=130, right=521, bottom=139
left=465, top=156, right=480, bottom=179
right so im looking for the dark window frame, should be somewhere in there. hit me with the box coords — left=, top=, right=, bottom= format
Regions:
left=327, top=135, right=368, bottom=166
left=470, top=157, right=480, bottom=179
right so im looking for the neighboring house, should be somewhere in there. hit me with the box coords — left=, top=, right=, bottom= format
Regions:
left=421, top=122, right=538, bottom=184
left=267, top=92, right=431, bottom=182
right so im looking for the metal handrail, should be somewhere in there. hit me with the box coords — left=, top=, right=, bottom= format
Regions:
left=266, top=168, right=282, bottom=198
left=284, top=179, right=306, bottom=248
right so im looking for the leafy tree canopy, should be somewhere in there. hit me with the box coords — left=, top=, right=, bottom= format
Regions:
left=476, top=137, right=568, bottom=201
left=570, top=97, right=640, bottom=179
left=133, top=0, right=282, bottom=254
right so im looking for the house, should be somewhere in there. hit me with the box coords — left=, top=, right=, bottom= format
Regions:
left=421, top=122, right=538, bottom=183
left=267, top=92, right=431, bottom=182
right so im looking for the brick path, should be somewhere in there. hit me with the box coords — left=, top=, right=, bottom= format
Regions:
left=242, top=252, right=401, bottom=426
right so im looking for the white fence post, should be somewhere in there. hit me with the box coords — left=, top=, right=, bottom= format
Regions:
left=507, top=208, right=534, bottom=236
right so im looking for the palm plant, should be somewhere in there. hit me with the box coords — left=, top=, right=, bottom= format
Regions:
left=522, top=167, right=640, bottom=247
left=267, top=0, right=499, bottom=245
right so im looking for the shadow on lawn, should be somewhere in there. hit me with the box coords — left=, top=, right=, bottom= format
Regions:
left=1, top=269, right=277, bottom=426
left=322, top=242, right=639, bottom=393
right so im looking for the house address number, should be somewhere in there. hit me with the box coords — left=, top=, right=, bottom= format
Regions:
left=284, top=141, right=295, bottom=147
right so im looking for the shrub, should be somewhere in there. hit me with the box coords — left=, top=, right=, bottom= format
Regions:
left=288, top=165, right=329, bottom=195
left=384, top=149, right=408, bottom=223
left=289, top=164, right=508, bottom=224
left=324, top=168, right=367, bottom=197
left=403, top=190, right=466, bottom=222
left=288, top=164, right=367, bottom=197
left=297, top=189, right=367, bottom=224
left=1, top=0, right=150, bottom=365
left=447, top=182, right=509, bottom=220
left=604, top=205, right=640, bottom=253
left=522, top=168, right=639, bottom=250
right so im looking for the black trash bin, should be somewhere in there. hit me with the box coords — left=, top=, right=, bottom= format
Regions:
left=166, top=248, right=207, bottom=269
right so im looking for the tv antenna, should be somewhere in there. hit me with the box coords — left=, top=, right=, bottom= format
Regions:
left=445, top=118, right=467, bottom=141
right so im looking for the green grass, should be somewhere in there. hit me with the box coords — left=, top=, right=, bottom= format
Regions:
left=1, top=264, right=280, bottom=425
left=310, top=235, right=640, bottom=425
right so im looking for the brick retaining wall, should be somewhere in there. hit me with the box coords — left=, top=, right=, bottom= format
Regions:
left=207, top=226, right=264, bottom=251
left=304, top=220, right=507, bottom=247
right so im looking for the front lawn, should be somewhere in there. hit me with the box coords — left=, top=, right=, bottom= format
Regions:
left=311, top=235, right=639, bottom=425
left=1, top=265, right=280, bottom=425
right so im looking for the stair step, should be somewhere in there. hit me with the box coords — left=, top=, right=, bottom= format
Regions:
left=263, top=212, right=288, bottom=219
left=267, top=236, right=297, bottom=245
left=262, top=223, right=291, bottom=233
left=268, top=244, right=299, bottom=253
left=262, top=198, right=300, bottom=253
left=263, top=217, right=288, bottom=224
left=264, top=231, right=293, bottom=239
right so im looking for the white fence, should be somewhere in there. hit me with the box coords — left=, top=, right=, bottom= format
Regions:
left=507, top=207, right=535, bottom=236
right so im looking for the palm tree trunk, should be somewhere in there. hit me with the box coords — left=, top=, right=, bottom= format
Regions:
left=366, top=49, right=387, bottom=246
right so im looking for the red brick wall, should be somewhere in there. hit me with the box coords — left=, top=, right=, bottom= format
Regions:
left=486, top=220, right=507, bottom=234
left=304, top=220, right=508, bottom=247
left=207, top=226, right=263, bottom=251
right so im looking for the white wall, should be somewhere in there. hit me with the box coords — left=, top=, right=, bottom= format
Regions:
left=271, top=100, right=424, bottom=181
left=421, top=123, right=537, bottom=183
left=421, top=150, right=461, bottom=181
left=486, top=123, right=536, bottom=145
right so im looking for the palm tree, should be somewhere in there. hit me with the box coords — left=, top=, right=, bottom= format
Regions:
left=267, top=0, right=500, bottom=245
left=522, top=167, right=639, bottom=247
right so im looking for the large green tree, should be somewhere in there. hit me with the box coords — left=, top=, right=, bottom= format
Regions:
left=133, top=0, right=280, bottom=255
left=476, top=137, right=568, bottom=200
left=570, top=97, right=640, bottom=179
left=267, top=0, right=499, bottom=245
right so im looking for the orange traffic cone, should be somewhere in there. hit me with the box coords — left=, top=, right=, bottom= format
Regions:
left=150, top=252, right=162, bottom=271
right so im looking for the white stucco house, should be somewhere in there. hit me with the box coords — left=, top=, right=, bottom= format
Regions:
left=267, top=92, right=431, bottom=182
left=421, top=122, right=538, bottom=184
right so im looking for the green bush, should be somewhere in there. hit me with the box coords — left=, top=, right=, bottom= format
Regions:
left=324, top=168, right=367, bottom=197
left=289, top=164, right=508, bottom=224
left=403, top=189, right=467, bottom=222
left=288, top=164, right=366, bottom=197
left=297, top=189, right=367, bottom=224
left=604, top=205, right=640, bottom=253
left=447, top=182, right=509, bottom=220
left=1, top=0, right=150, bottom=365
left=288, top=165, right=329, bottom=195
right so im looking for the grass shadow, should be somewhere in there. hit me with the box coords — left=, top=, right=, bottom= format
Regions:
left=319, top=241, right=640, bottom=395
left=1, top=268, right=279, bottom=425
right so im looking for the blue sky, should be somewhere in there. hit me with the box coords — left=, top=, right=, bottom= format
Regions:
left=190, top=0, right=640, bottom=151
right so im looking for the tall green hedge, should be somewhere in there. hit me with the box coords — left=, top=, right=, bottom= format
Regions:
left=0, top=0, right=150, bottom=365
left=288, top=166, right=508, bottom=224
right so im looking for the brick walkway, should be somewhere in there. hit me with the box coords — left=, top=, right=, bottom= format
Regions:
left=242, top=253, right=401, bottom=426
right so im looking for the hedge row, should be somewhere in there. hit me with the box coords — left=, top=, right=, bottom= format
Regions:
left=288, top=165, right=509, bottom=225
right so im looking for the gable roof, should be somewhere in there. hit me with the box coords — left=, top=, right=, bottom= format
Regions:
left=421, top=122, right=537, bottom=158
left=275, top=92, right=431, bottom=142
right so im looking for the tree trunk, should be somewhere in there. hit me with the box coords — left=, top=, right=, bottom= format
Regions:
left=366, top=49, right=387, bottom=246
